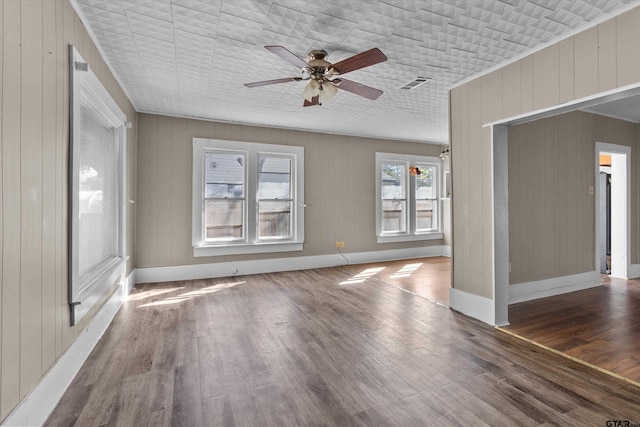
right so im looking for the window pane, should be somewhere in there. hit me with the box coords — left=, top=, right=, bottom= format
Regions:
left=258, top=156, right=291, bottom=199
left=205, top=152, right=244, bottom=198
left=382, top=200, right=406, bottom=233
left=78, top=105, right=118, bottom=278
left=382, top=164, right=405, bottom=199
left=416, top=200, right=437, bottom=231
left=205, top=200, right=244, bottom=240
left=258, top=201, right=292, bottom=239
left=415, top=166, right=436, bottom=199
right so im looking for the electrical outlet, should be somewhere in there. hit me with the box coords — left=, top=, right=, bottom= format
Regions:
left=335, top=241, right=345, bottom=248
left=335, top=241, right=341, bottom=248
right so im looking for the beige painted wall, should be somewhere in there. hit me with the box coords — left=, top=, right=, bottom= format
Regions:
left=450, top=5, right=640, bottom=299
left=508, top=111, right=639, bottom=285
left=0, top=1, right=137, bottom=421
left=136, top=113, right=443, bottom=269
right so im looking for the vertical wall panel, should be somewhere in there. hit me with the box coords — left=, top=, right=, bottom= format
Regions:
left=20, top=0, right=44, bottom=398
left=566, top=113, right=581, bottom=275
left=616, top=7, right=640, bottom=87
left=542, top=116, right=558, bottom=276
left=54, top=0, right=65, bottom=359
left=40, top=0, right=57, bottom=376
left=156, top=117, right=174, bottom=267
left=532, top=45, right=560, bottom=110
left=467, top=80, right=485, bottom=296
left=1, top=0, right=22, bottom=418
left=580, top=113, right=596, bottom=271
left=482, top=70, right=503, bottom=124
left=135, top=115, right=158, bottom=267
left=574, top=26, right=599, bottom=99
left=170, top=117, right=190, bottom=266
left=502, top=62, right=521, bottom=118
left=558, top=37, right=575, bottom=104
left=451, top=84, right=471, bottom=293
left=481, top=71, right=503, bottom=298
left=598, top=20, right=617, bottom=92
left=519, top=56, right=533, bottom=113
left=40, top=2, right=58, bottom=374
left=554, top=114, right=568, bottom=275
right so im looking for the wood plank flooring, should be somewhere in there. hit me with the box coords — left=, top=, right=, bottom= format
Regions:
left=504, top=275, right=640, bottom=385
left=347, top=256, right=451, bottom=306
left=46, top=265, right=640, bottom=426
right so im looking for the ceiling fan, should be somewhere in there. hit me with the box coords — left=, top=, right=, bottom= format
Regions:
left=244, top=45, right=388, bottom=106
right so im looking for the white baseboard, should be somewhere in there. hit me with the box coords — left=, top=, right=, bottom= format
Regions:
left=627, top=264, right=640, bottom=279
left=1, top=270, right=136, bottom=427
left=136, top=245, right=448, bottom=284
left=509, top=271, right=600, bottom=305
left=449, top=288, right=495, bottom=326
left=442, top=245, right=451, bottom=257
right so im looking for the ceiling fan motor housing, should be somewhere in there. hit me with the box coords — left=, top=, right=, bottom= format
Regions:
left=307, top=49, right=333, bottom=78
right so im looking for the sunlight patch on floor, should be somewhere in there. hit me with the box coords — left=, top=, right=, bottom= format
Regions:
left=127, top=287, right=185, bottom=301
left=389, top=263, right=422, bottom=279
left=137, top=281, right=245, bottom=308
left=340, top=267, right=385, bottom=285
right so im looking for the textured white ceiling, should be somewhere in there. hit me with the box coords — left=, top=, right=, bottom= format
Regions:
left=73, top=0, right=639, bottom=143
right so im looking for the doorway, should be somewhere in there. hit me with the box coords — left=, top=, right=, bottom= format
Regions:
left=595, top=143, right=630, bottom=279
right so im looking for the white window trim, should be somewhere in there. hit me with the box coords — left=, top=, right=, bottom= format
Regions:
left=376, top=152, right=443, bottom=243
left=69, top=46, right=127, bottom=325
left=192, top=138, right=304, bottom=257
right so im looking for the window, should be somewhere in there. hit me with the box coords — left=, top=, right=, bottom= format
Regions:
left=193, top=139, right=304, bottom=256
left=70, top=46, right=127, bottom=325
left=376, top=153, right=442, bottom=243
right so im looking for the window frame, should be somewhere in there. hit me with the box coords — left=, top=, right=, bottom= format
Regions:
left=375, top=152, right=443, bottom=243
left=256, top=152, right=296, bottom=242
left=69, top=45, right=127, bottom=326
left=192, top=138, right=304, bottom=256
left=202, top=149, right=247, bottom=243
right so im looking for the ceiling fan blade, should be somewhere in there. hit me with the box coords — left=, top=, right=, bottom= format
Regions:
left=303, top=95, right=320, bottom=107
left=336, top=78, right=383, bottom=100
left=244, top=77, right=302, bottom=88
left=331, top=48, right=387, bottom=75
left=265, top=45, right=309, bottom=69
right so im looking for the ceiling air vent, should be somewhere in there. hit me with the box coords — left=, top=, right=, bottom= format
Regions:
left=400, top=76, right=431, bottom=90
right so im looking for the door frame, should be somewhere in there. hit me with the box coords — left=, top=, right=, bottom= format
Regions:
left=595, top=142, right=630, bottom=279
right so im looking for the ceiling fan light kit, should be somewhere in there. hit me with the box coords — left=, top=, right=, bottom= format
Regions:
left=245, top=45, right=387, bottom=107
left=302, top=79, right=320, bottom=102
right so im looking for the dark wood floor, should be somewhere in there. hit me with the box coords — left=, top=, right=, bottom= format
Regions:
left=503, top=275, right=640, bottom=385
left=46, top=264, right=640, bottom=426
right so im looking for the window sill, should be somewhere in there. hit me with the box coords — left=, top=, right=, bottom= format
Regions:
left=377, top=232, right=443, bottom=244
left=194, top=242, right=303, bottom=257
